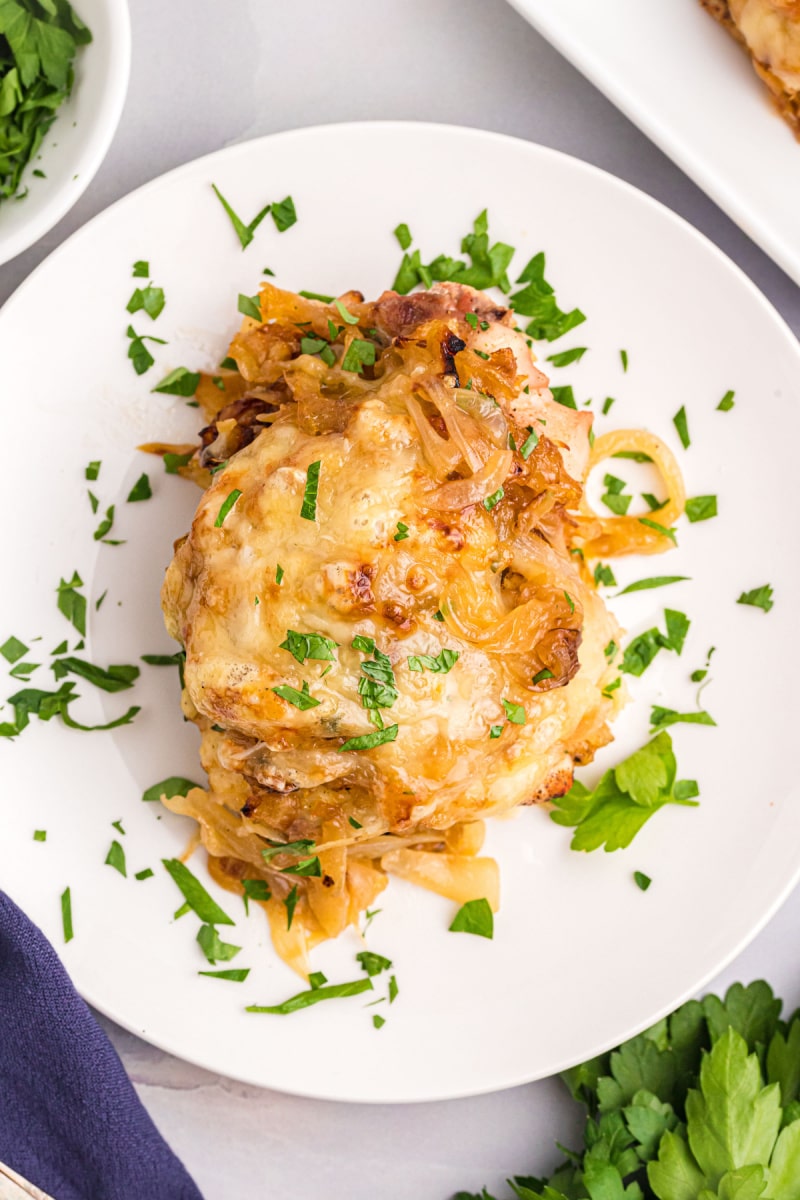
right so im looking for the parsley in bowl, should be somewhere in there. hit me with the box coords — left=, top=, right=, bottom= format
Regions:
left=0, top=0, right=130, bottom=265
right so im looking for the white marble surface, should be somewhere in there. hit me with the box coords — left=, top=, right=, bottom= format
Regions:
left=2, top=2, right=799, bottom=1197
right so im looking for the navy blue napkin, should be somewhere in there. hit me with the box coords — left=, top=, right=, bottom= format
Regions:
left=0, top=889, right=203, bottom=1200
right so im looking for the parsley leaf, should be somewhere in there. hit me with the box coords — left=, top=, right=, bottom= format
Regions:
left=341, top=338, right=376, bottom=374
left=214, top=488, right=242, bottom=527
left=593, top=563, right=617, bottom=588
left=394, top=222, right=412, bottom=250
left=126, top=324, right=165, bottom=375
left=126, top=473, right=151, bottom=502
left=271, top=680, right=320, bottom=710
left=56, top=572, right=86, bottom=636
left=673, top=405, right=690, bottom=449
left=407, top=648, right=459, bottom=674
left=356, top=951, right=392, bottom=977
left=546, top=346, right=588, bottom=367
left=132, top=261, right=149, bottom=277
left=197, top=924, right=241, bottom=964
left=300, top=460, right=321, bottom=520
left=52, top=656, right=139, bottom=693
left=270, top=195, right=297, bottom=232
left=61, top=887, right=73, bottom=943
left=1, top=635, right=27, bottom=663
left=449, top=898, right=494, bottom=938
left=161, top=858, right=234, bottom=925
left=85, top=460, right=101, bottom=480
left=617, top=576, right=690, bottom=596
left=509, top=251, right=586, bottom=341
left=394, top=521, right=409, bottom=541
left=650, top=706, right=716, bottom=732
left=339, top=725, right=399, bottom=752
left=211, top=183, right=272, bottom=249
left=199, top=969, right=250, bottom=982
left=551, top=385, right=577, bottom=410
left=246, top=976, right=373, bottom=1014
left=126, top=285, right=165, bottom=320
left=280, top=630, right=337, bottom=664
left=502, top=698, right=526, bottom=725
left=717, top=389, right=735, bottom=411
left=737, top=584, right=774, bottom=613
left=153, top=367, right=200, bottom=396
left=685, top=495, right=718, bottom=523
left=634, top=870, right=651, bottom=891
left=551, top=732, right=698, bottom=852
left=237, top=292, right=262, bottom=322
left=104, top=839, right=126, bottom=876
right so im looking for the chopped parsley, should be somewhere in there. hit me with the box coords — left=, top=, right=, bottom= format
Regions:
left=211, top=183, right=272, bottom=249
left=104, top=840, right=126, bottom=877
left=489, top=724, right=503, bottom=739
left=373, top=1014, right=386, bottom=1030
left=407, top=648, right=459, bottom=674
left=341, top=338, right=376, bottom=374
left=392, top=210, right=514, bottom=295
left=509, top=251, right=586, bottom=341
left=61, top=887, right=73, bottom=943
left=551, top=385, right=577, bottom=410
left=246, top=976, right=373, bottom=1015
left=593, top=563, right=617, bottom=588
left=642, top=493, right=664, bottom=511
left=280, top=630, right=337, bottom=664
left=638, top=517, right=677, bottom=544
left=300, top=460, right=321, bottom=520
left=483, top=487, right=504, bottom=511
left=161, top=858, right=235, bottom=925
left=163, top=450, right=193, bottom=474
left=564, top=590, right=575, bottom=613
left=620, top=349, right=629, bottom=372
left=519, top=427, right=539, bottom=459
left=135, top=868, right=154, bottom=881
left=673, top=405, right=690, bottom=449
left=339, top=725, right=399, bottom=752
left=33, top=830, right=46, bottom=842
left=197, top=924, right=241, bottom=965
left=449, top=897, right=493, bottom=939
left=241, top=879, right=271, bottom=914
left=237, top=292, right=262, bottom=322
left=271, top=680, right=320, bottom=710
left=284, top=884, right=298, bottom=929
left=650, top=706, right=716, bottom=732
left=602, top=492, right=631, bottom=516
left=1, top=635, right=27, bottom=663
left=199, top=969, right=250, bottom=982
left=356, top=951, right=392, bottom=977
left=616, top=575, right=690, bottom=596
left=634, top=871, right=651, bottom=891
left=142, top=776, right=200, bottom=803
left=126, top=473, right=152, bottom=502
left=56, top=573, right=86, bottom=636
left=737, top=584, right=774, bottom=613
left=153, top=367, right=200, bottom=396
left=214, top=488, right=242, bottom=527
left=394, top=522, right=409, bottom=541
left=52, top=656, right=138, bottom=693
left=126, top=324, right=166, bottom=375
left=546, top=346, right=588, bottom=368
left=85, top=461, right=101, bottom=481
left=299, top=289, right=334, bottom=303
left=717, top=389, right=735, bottom=411
left=685, top=495, right=718, bottom=523
left=270, top=195, right=297, bottom=232
left=275, top=564, right=284, bottom=585
left=502, top=698, right=526, bottom=725
left=141, top=651, right=184, bottom=666
left=127, top=285, right=165, bottom=320
left=334, top=298, right=359, bottom=325
left=132, top=261, right=149, bottom=277
left=393, top=223, right=412, bottom=250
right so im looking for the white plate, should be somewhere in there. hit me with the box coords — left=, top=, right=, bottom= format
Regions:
left=1, top=123, right=799, bottom=1103
left=506, top=0, right=800, bottom=287
left=0, top=0, right=131, bottom=266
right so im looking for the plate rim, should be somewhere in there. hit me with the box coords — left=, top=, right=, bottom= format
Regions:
left=4, top=120, right=800, bottom=1101
left=504, top=0, right=800, bottom=288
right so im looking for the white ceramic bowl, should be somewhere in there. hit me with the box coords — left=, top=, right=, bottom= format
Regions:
left=0, top=0, right=130, bottom=266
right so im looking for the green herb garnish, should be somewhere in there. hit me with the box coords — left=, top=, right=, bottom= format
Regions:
left=300, top=460, right=320, bottom=520
left=127, top=285, right=165, bottom=320
left=393, top=223, right=412, bottom=250
left=52, top=656, right=138, bottom=693
left=56, top=572, right=86, bottom=636
left=737, top=584, right=774, bottom=613
left=271, top=680, right=320, bottom=710
left=616, top=575, right=690, bottom=596
left=601, top=396, right=615, bottom=415
left=162, top=858, right=235, bottom=926
left=341, top=338, right=376, bottom=374
left=407, top=648, right=459, bottom=674
left=1, top=635, right=27, bottom=663
left=211, top=183, right=272, bottom=249
left=0, top=0, right=91, bottom=203
left=280, top=630, right=337, bottom=664
left=551, top=385, right=577, bottom=410
left=247, top=976, right=373, bottom=1015
left=61, top=886, right=73, bottom=943
left=339, top=725, right=399, bottom=752
left=197, top=924, right=241, bottom=964
left=241, top=879, right=271, bottom=914
left=132, top=261, right=149, bottom=277
left=650, top=705, right=716, bottom=731
left=104, top=839, right=126, bottom=877
left=502, top=699, right=526, bottom=725
left=639, top=517, right=677, bottom=544
left=509, top=251, right=586, bottom=341
left=593, top=563, right=616, bottom=588
left=356, top=951, right=392, bottom=977
left=142, top=776, right=200, bottom=803
left=449, top=897, right=493, bottom=939
left=483, top=487, right=504, bottom=511
left=550, top=731, right=699, bottom=852
left=126, top=324, right=166, bottom=375
left=85, top=461, right=101, bottom=480
left=270, top=195, right=297, bottom=232
left=237, top=292, right=262, bottom=322
left=394, top=522, right=409, bottom=542
left=717, top=388, right=735, bottom=411
left=620, top=349, right=629, bottom=372
left=673, top=405, right=690, bottom=449
left=532, top=668, right=554, bottom=685
left=135, top=868, right=153, bottom=881
left=33, top=829, right=46, bottom=842
left=633, top=870, right=651, bottom=891
left=214, top=488, right=242, bottom=527
left=284, top=884, right=298, bottom=929
left=519, top=427, right=539, bottom=459
left=153, top=367, right=200, bottom=396
left=546, top=346, right=588, bottom=368
left=199, top=969, right=250, bottom=982
left=126, top=473, right=151, bottom=502
left=685, top=495, right=718, bottom=523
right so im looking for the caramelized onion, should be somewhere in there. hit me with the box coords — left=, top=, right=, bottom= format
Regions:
left=430, top=448, right=513, bottom=511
